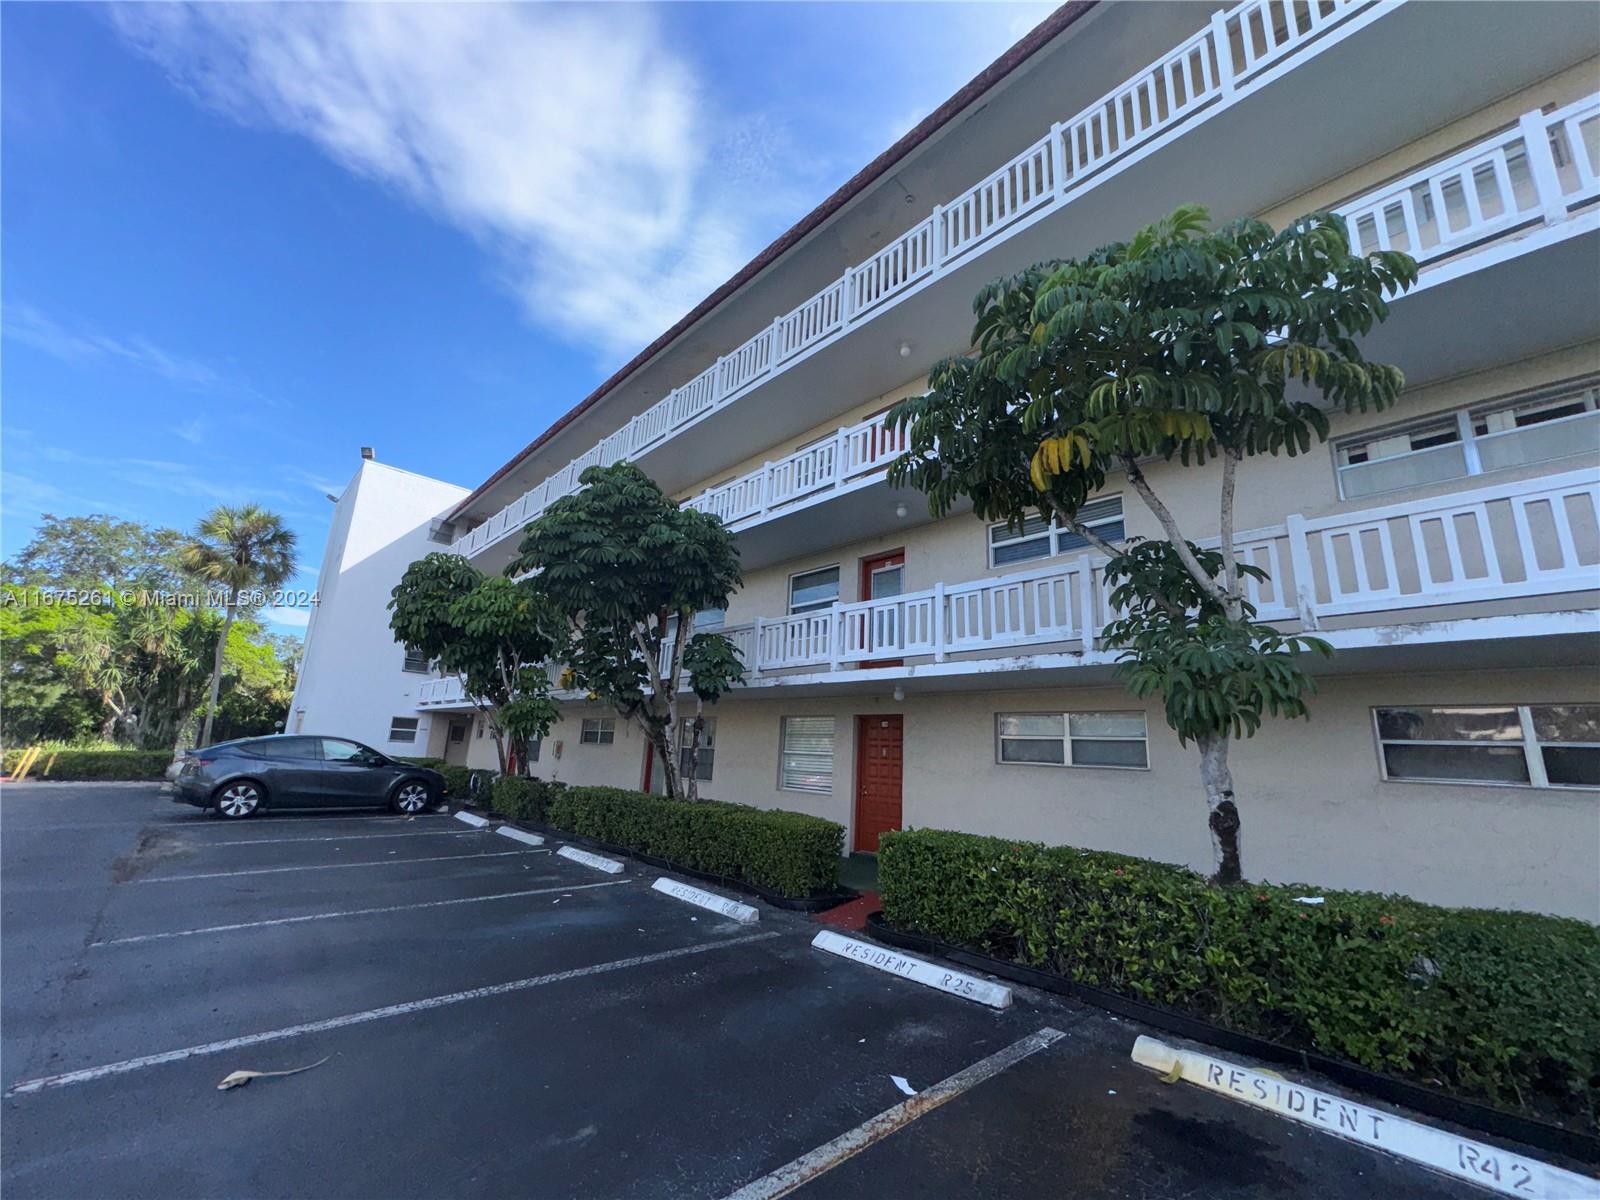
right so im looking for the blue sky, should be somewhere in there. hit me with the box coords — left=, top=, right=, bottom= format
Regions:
left=2, top=1, right=1051, bottom=632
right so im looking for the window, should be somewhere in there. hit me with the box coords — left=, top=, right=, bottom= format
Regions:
left=678, top=719, right=716, bottom=782
left=1375, top=704, right=1599, bottom=789
left=694, top=607, right=726, bottom=632
left=384, top=720, right=418, bottom=745
left=780, top=716, right=834, bottom=793
left=996, top=711, right=1148, bottom=769
left=401, top=647, right=430, bottom=674
left=988, top=497, right=1124, bottom=567
left=580, top=717, right=615, bottom=745
left=1334, top=377, right=1599, bottom=499
left=448, top=722, right=467, bottom=745
left=789, top=566, right=840, bottom=614
left=243, top=736, right=319, bottom=759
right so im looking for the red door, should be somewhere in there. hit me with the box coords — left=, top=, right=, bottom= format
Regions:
left=858, top=549, right=905, bottom=668
left=854, top=715, right=903, bottom=852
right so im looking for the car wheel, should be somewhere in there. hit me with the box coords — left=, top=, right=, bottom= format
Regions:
left=215, top=781, right=263, bottom=819
left=391, top=781, right=432, bottom=814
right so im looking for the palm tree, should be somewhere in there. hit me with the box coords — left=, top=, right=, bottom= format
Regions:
left=181, top=505, right=297, bottom=746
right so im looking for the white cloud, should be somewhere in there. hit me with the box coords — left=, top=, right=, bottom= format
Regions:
left=171, top=418, right=206, bottom=444
left=3, top=303, right=224, bottom=389
left=109, top=3, right=774, bottom=360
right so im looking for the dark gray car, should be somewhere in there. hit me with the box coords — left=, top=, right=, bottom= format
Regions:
left=169, top=735, right=445, bottom=819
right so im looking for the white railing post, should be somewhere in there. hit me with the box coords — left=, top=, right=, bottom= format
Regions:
left=759, top=461, right=775, bottom=514
left=752, top=618, right=766, bottom=674
left=840, top=269, right=857, bottom=324
left=771, top=315, right=785, bottom=364
left=1285, top=512, right=1321, bottom=630
left=1049, top=122, right=1068, bottom=199
left=828, top=603, right=842, bottom=673
left=931, top=581, right=946, bottom=662
left=1210, top=9, right=1236, bottom=96
left=833, top=426, right=849, bottom=490
left=929, top=203, right=947, bottom=269
left=1518, top=109, right=1568, bottom=225
left=1079, top=565, right=1098, bottom=650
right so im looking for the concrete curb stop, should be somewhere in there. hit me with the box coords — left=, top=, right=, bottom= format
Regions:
left=453, top=810, right=490, bottom=828
left=557, top=845, right=625, bottom=874
left=1130, top=1036, right=1599, bottom=1200
left=495, top=826, right=545, bottom=847
left=651, top=877, right=759, bottom=923
left=810, top=929, right=1011, bottom=1009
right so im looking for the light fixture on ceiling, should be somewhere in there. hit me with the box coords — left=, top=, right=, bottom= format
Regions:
left=894, top=502, right=909, bottom=519
left=897, top=341, right=913, bottom=359
left=892, top=685, right=906, bottom=702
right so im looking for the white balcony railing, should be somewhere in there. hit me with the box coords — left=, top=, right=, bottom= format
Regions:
left=725, top=470, right=1597, bottom=678
left=419, top=471, right=1597, bottom=707
left=451, top=0, right=1390, bottom=560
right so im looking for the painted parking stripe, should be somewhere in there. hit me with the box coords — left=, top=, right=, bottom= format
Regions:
left=92, top=880, right=629, bottom=946
left=811, top=930, right=1011, bottom=1009
left=454, top=810, right=490, bottom=828
left=496, top=826, right=545, bottom=847
left=134, top=849, right=544, bottom=883
left=192, top=829, right=481, bottom=848
left=651, top=877, right=758, bottom=923
left=556, top=845, right=624, bottom=874
left=720, top=1027, right=1066, bottom=1200
left=1131, top=1037, right=1599, bottom=1200
left=7, top=931, right=780, bottom=1096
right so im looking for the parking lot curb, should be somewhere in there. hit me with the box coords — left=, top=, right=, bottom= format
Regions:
left=651, top=877, right=759, bottom=923
left=453, top=810, right=490, bottom=828
left=557, top=845, right=625, bottom=874
left=495, top=826, right=544, bottom=847
left=811, top=929, right=1011, bottom=1009
left=1131, top=1037, right=1599, bottom=1200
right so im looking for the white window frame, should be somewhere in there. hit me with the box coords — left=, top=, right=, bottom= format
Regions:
left=788, top=564, right=841, bottom=615
left=401, top=647, right=430, bottom=674
left=779, top=716, right=834, bottom=794
left=994, top=711, right=1149, bottom=770
left=987, top=496, right=1124, bottom=568
left=580, top=717, right=615, bottom=746
left=1333, top=376, right=1600, bottom=500
left=677, top=718, right=716, bottom=782
left=1372, top=704, right=1600, bottom=790
left=387, top=717, right=420, bottom=744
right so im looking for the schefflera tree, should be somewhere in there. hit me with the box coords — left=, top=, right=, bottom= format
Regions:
left=888, top=205, right=1417, bottom=883
left=388, top=553, right=562, bottom=776
left=512, top=462, right=744, bottom=802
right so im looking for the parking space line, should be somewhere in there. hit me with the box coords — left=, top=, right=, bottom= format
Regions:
left=719, top=1027, right=1067, bottom=1200
left=190, top=829, right=482, bottom=848
left=134, top=849, right=546, bottom=883
left=92, top=880, right=630, bottom=946
left=6, top=931, right=781, bottom=1096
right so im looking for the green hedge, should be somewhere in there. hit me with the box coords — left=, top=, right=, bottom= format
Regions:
left=397, top=756, right=448, bottom=770
left=879, top=829, right=1600, bottom=1127
left=545, top=785, right=843, bottom=897
left=487, top=775, right=565, bottom=823
left=2, top=749, right=171, bottom=780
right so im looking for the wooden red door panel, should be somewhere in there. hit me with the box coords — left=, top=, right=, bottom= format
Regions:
left=854, top=714, right=903, bottom=852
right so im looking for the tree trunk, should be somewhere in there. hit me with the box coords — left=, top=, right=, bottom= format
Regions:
left=1197, top=732, right=1242, bottom=885
left=685, top=701, right=705, bottom=803
left=198, top=598, right=236, bottom=747
left=649, top=720, right=679, bottom=800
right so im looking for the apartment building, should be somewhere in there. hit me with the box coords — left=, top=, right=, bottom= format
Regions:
left=293, top=0, right=1600, bottom=919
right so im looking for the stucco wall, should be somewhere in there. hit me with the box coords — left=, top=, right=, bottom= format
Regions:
left=560, top=667, right=1598, bottom=920
left=291, top=460, right=468, bottom=754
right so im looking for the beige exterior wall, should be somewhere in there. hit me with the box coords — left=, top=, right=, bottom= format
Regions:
left=527, top=668, right=1598, bottom=921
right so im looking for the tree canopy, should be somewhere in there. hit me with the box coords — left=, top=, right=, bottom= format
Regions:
left=512, top=462, right=743, bottom=800
left=889, top=205, right=1416, bottom=882
left=388, top=553, right=562, bottom=774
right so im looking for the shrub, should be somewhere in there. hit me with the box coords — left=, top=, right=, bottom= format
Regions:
left=488, top=775, right=564, bottom=823
left=879, top=828, right=1600, bottom=1127
left=436, top=765, right=474, bottom=799
left=397, top=756, right=448, bottom=770
left=2, top=748, right=171, bottom=781
left=546, top=786, right=843, bottom=897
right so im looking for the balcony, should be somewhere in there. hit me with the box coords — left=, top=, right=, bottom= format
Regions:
left=420, top=470, right=1598, bottom=710
left=454, top=68, right=1599, bottom=568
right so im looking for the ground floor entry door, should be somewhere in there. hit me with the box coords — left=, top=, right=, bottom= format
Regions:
left=854, top=714, right=903, bottom=853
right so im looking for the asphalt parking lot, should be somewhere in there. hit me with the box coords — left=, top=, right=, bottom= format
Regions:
left=0, top=785, right=1518, bottom=1198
